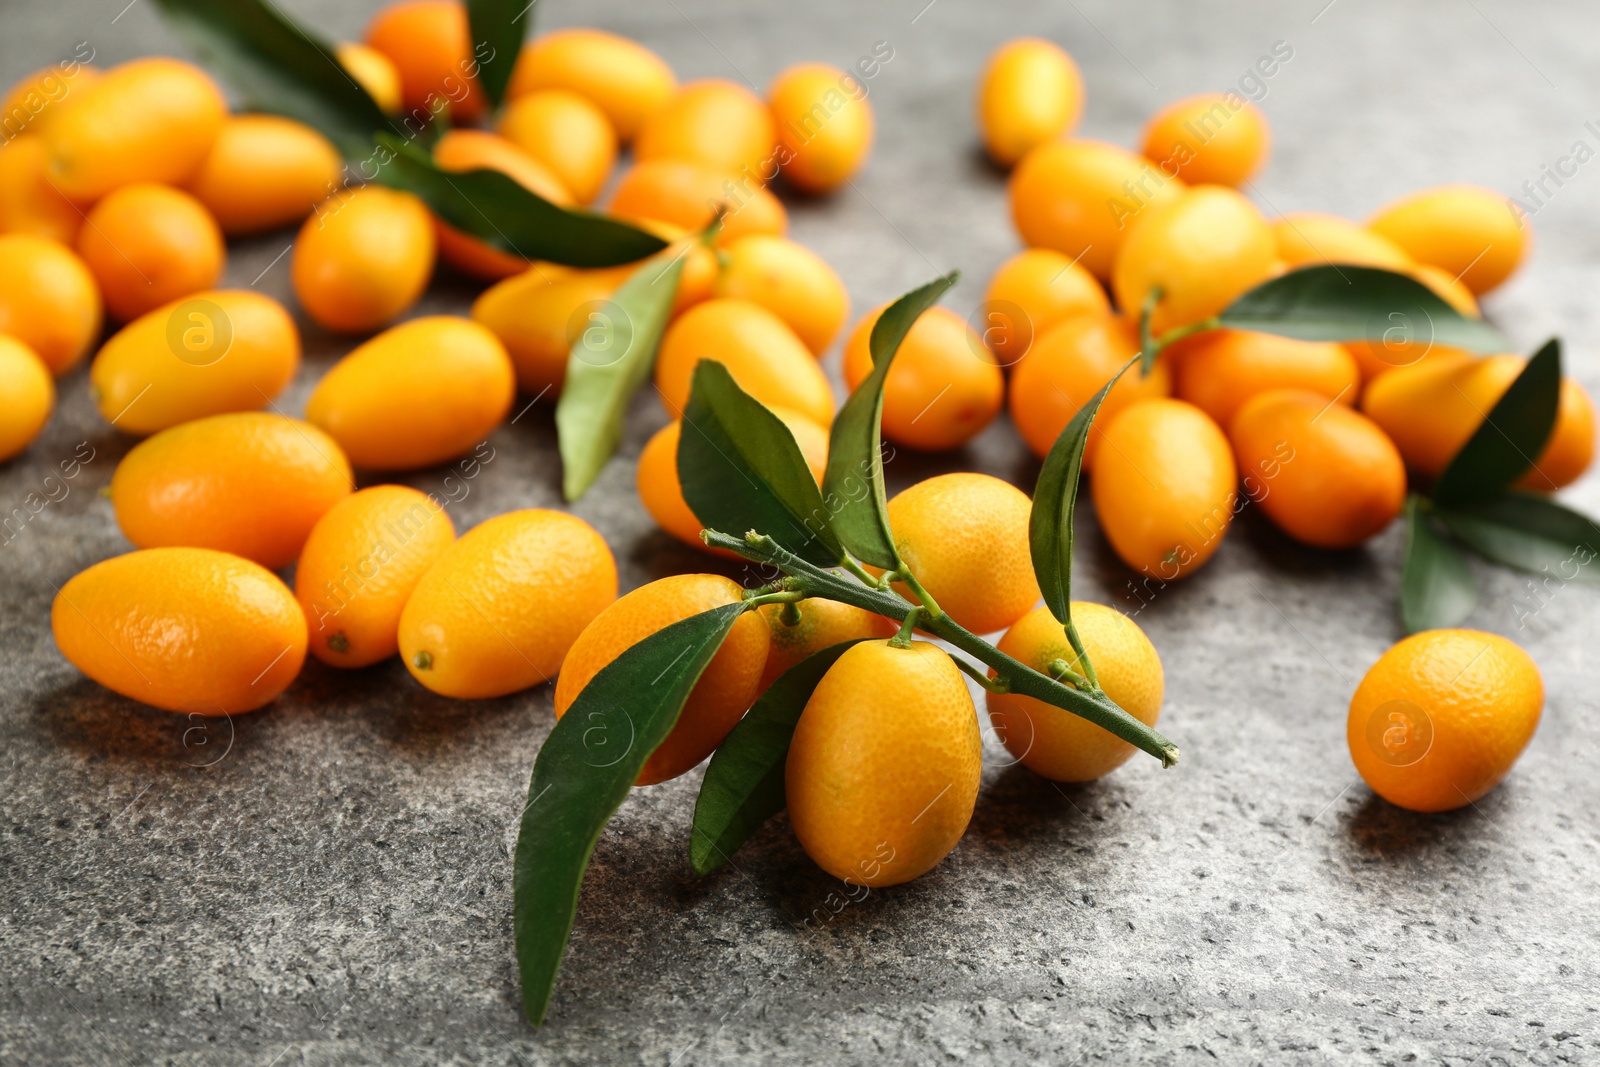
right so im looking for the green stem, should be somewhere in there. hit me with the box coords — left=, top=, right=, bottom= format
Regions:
left=1138, top=286, right=1162, bottom=370
left=742, top=589, right=805, bottom=610
left=1063, top=620, right=1101, bottom=692
left=895, top=566, right=944, bottom=620
left=889, top=607, right=922, bottom=648
left=841, top=556, right=886, bottom=589
left=1150, top=315, right=1221, bottom=356
left=954, top=655, right=1010, bottom=694
left=705, top=530, right=1180, bottom=767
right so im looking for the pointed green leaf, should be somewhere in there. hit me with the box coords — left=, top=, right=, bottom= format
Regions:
left=151, top=0, right=393, bottom=159
left=514, top=602, right=747, bottom=1025
left=822, top=273, right=959, bottom=569
left=1400, top=495, right=1478, bottom=633
left=373, top=135, right=666, bottom=268
left=1437, top=491, right=1600, bottom=579
left=466, top=0, right=527, bottom=109
left=1218, top=265, right=1508, bottom=353
left=690, top=639, right=866, bottom=876
left=677, top=362, right=844, bottom=566
left=1432, top=339, right=1562, bottom=508
left=556, top=249, right=686, bottom=501
left=1030, top=358, right=1135, bottom=626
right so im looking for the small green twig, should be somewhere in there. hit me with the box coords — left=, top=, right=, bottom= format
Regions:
left=841, top=556, right=887, bottom=589
left=704, top=529, right=1180, bottom=768
left=1150, top=315, right=1221, bottom=356
left=742, top=589, right=805, bottom=610
left=1063, top=621, right=1101, bottom=692
left=895, top=566, right=944, bottom=620
left=953, top=655, right=1009, bottom=694
left=1138, top=286, right=1162, bottom=372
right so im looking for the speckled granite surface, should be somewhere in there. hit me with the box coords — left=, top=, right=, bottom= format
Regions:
left=3, top=0, right=1599, bottom=1063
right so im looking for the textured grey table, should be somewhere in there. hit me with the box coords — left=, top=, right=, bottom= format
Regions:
left=4, top=1, right=1599, bottom=1064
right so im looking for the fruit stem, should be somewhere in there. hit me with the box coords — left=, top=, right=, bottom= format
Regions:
left=1150, top=314, right=1221, bottom=357
left=1138, top=287, right=1163, bottom=372
left=953, top=655, right=1009, bottom=694
left=895, top=566, right=944, bottom=620
left=1063, top=621, right=1101, bottom=692
left=778, top=601, right=803, bottom=627
left=708, top=530, right=1180, bottom=767
left=889, top=607, right=922, bottom=648
left=701, top=204, right=728, bottom=246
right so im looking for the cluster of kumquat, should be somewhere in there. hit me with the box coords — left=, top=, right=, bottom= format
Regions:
left=978, top=37, right=1562, bottom=812
left=2, top=6, right=1568, bottom=942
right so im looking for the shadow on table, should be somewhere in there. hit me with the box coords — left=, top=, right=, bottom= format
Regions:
left=288, top=654, right=548, bottom=754
left=1342, top=788, right=1518, bottom=860
left=38, top=674, right=273, bottom=771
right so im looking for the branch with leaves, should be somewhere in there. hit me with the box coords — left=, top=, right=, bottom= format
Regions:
left=512, top=274, right=1178, bottom=1023
left=512, top=260, right=1600, bottom=1022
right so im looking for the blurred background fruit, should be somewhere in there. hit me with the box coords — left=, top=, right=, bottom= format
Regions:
left=41, top=57, right=225, bottom=201
left=841, top=304, right=1001, bottom=450
left=1229, top=389, right=1406, bottom=549
left=508, top=28, right=676, bottom=141
left=1141, top=92, right=1270, bottom=187
left=291, top=186, right=436, bottom=333
left=1091, top=397, right=1236, bottom=579
left=0, top=335, right=54, bottom=462
left=768, top=63, right=874, bottom=193
left=363, top=0, right=485, bottom=123
left=188, top=115, right=343, bottom=236
left=1009, top=139, right=1184, bottom=279
left=89, top=290, right=299, bottom=435
left=976, top=38, right=1082, bottom=168
left=305, top=316, right=515, bottom=471
left=1368, top=184, right=1527, bottom=294
left=0, top=233, right=101, bottom=375
left=76, top=183, right=225, bottom=322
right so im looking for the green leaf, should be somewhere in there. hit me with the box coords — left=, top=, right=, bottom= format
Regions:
left=1218, top=265, right=1508, bottom=354
left=677, top=362, right=845, bottom=567
left=372, top=134, right=667, bottom=268
left=1399, top=495, right=1478, bottom=633
left=1030, top=358, right=1135, bottom=626
left=690, top=639, right=865, bottom=876
left=466, top=0, right=526, bottom=109
left=1432, top=339, right=1562, bottom=509
left=821, top=273, right=959, bottom=569
left=1437, top=491, right=1600, bottom=579
left=556, top=248, right=686, bottom=501
left=514, top=602, right=747, bottom=1025
left=151, top=0, right=393, bottom=159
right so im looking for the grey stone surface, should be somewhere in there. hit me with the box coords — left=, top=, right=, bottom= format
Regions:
left=4, top=0, right=1600, bottom=1063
